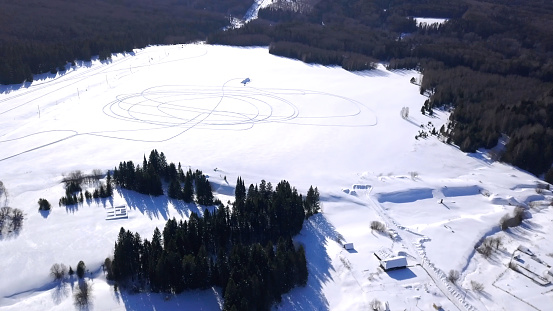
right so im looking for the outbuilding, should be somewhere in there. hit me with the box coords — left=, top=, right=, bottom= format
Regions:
left=380, top=256, right=407, bottom=271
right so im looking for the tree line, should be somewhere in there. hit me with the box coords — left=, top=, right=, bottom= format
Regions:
left=106, top=177, right=319, bottom=310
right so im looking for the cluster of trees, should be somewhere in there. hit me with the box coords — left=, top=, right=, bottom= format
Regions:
left=107, top=177, right=318, bottom=310
left=50, top=261, right=87, bottom=281
left=59, top=172, right=113, bottom=206
left=49, top=261, right=92, bottom=307
left=476, top=236, right=503, bottom=259
left=113, top=149, right=215, bottom=205
left=0, top=206, right=23, bottom=236
left=168, top=169, right=214, bottom=206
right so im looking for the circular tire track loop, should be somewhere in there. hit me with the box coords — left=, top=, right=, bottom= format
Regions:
left=1, top=47, right=378, bottom=161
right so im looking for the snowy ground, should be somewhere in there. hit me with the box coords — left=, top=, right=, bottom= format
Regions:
left=0, top=44, right=552, bottom=311
left=414, top=17, right=449, bottom=27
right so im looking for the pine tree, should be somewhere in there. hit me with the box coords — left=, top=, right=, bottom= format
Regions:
left=182, top=170, right=194, bottom=203
left=77, top=261, right=86, bottom=279
left=223, top=277, right=239, bottom=311
left=106, top=171, right=113, bottom=196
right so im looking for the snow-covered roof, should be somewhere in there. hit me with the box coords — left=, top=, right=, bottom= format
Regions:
left=381, top=256, right=408, bottom=270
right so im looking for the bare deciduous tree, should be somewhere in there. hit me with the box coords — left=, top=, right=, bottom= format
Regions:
left=470, top=280, right=484, bottom=292
left=74, top=281, right=92, bottom=308
left=10, top=208, right=23, bottom=231
left=50, top=263, right=68, bottom=281
left=447, top=269, right=460, bottom=284
left=63, top=170, right=84, bottom=184
left=370, top=298, right=382, bottom=311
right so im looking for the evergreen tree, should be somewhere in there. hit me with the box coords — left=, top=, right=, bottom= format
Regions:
left=168, top=179, right=183, bottom=199
left=223, top=277, right=239, bottom=311
left=76, top=261, right=86, bottom=279
left=182, top=170, right=194, bottom=203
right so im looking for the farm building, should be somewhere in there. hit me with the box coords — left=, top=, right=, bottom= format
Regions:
left=380, top=256, right=408, bottom=271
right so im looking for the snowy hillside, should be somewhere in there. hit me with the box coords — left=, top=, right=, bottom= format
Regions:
left=0, top=44, right=551, bottom=311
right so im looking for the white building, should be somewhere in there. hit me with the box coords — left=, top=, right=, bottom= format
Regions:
left=380, top=256, right=407, bottom=271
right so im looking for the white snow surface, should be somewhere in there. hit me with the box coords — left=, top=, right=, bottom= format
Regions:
left=0, top=43, right=552, bottom=311
left=414, top=17, right=449, bottom=26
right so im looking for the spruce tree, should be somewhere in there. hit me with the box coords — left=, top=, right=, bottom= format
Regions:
left=76, top=261, right=86, bottom=279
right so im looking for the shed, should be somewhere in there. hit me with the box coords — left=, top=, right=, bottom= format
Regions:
left=344, top=243, right=354, bottom=250
left=380, top=256, right=407, bottom=271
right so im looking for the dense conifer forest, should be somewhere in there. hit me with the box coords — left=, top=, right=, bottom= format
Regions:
left=106, top=150, right=319, bottom=309
left=0, top=0, right=253, bottom=84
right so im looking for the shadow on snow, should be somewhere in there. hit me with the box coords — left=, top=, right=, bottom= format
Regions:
left=276, top=213, right=342, bottom=311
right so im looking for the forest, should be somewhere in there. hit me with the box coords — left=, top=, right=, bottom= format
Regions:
left=105, top=150, right=320, bottom=310
left=0, top=0, right=253, bottom=84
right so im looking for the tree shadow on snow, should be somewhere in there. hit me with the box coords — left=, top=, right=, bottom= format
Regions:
left=117, top=188, right=170, bottom=220
left=276, top=213, right=343, bottom=311
left=170, top=199, right=202, bottom=219
left=118, top=287, right=222, bottom=311
left=40, top=209, right=51, bottom=218
left=51, top=281, right=70, bottom=305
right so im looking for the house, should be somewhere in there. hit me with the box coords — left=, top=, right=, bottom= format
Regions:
left=380, top=256, right=407, bottom=271
left=344, top=243, right=354, bottom=250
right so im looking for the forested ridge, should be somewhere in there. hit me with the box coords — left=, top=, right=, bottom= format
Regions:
left=105, top=150, right=320, bottom=309
left=208, top=0, right=553, bottom=181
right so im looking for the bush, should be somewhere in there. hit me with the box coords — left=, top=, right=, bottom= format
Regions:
left=38, top=198, right=51, bottom=211
left=476, top=236, right=503, bottom=258
left=471, top=280, right=484, bottom=292
left=500, top=207, right=526, bottom=230
left=447, top=269, right=459, bottom=284
left=370, top=221, right=386, bottom=233
left=499, top=214, right=510, bottom=230
left=476, top=241, right=493, bottom=258
left=513, top=206, right=525, bottom=224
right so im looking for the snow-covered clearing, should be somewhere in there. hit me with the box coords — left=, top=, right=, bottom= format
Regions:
left=0, top=43, right=552, bottom=310
left=414, top=17, right=449, bottom=27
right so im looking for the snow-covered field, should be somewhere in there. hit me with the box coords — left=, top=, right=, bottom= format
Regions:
left=0, top=44, right=552, bottom=311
